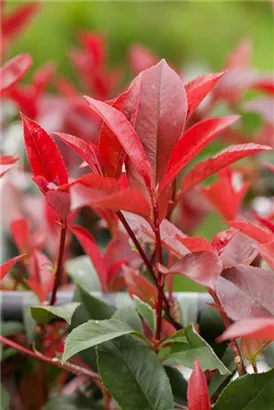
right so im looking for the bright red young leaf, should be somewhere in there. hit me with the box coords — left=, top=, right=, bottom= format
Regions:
left=67, top=174, right=151, bottom=218
left=187, top=359, right=210, bottom=410
left=0, top=254, right=25, bottom=281
left=125, top=59, right=188, bottom=186
left=0, top=54, right=32, bottom=92
left=252, top=215, right=274, bottom=235
left=2, top=2, right=39, bottom=39
left=175, top=235, right=214, bottom=253
left=185, top=71, right=225, bottom=118
left=69, top=225, right=108, bottom=292
left=200, top=168, right=250, bottom=220
left=0, top=154, right=19, bottom=177
left=54, top=132, right=103, bottom=175
left=159, top=251, right=223, bottom=289
left=84, top=95, right=153, bottom=190
left=180, top=143, right=272, bottom=195
left=21, top=114, right=68, bottom=187
left=226, top=220, right=274, bottom=244
left=128, top=44, right=158, bottom=74
left=161, top=115, right=239, bottom=190
left=10, top=218, right=29, bottom=253
left=25, top=251, right=54, bottom=302
left=253, top=78, right=274, bottom=95
left=123, top=266, right=158, bottom=303
left=218, top=317, right=274, bottom=342
left=216, top=264, right=274, bottom=321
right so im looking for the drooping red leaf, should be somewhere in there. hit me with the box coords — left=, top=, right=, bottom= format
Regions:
left=218, top=317, right=274, bottom=342
left=252, top=215, right=274, bottom=234
left=67, top=174, right=151, bottom=218
left=128, top=44, right=158, bottom=74
left=216, top=264, right=274, bottom=321
left=21, top=114, right=68, bottom=186
left=161, top=115, right=239, bottom=190
left=2, top=2, right=39, bottom=39
left=123, top=266, right=158, bottom=303
left=0, top=254, right=25, bottom=281
left=0, top=54, right=32, bottom=92
left=187, top=359, right=210, bottom=410
left=256, top=241, right=274, bottom=269
left=180, top=143, right=272, bottom=195
left=185, top=71, right=225, bottom=118
left=159, top=251, right=222, bottom=289
left=127, top=59, right=188, bottom=186
left=54, top=132, right=103, bottom=175
left=84, top=95, right=153, bottom=190
left=0, top=154, right=19, bottom=177
left=200, top=168, right=250, bottom=220
left=220, top=231, right=258, bottom=268
left=226, top=220, right=274, bottom=244
left=69, top=225, right=108, bottom=292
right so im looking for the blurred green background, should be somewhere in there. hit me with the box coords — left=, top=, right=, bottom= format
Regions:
left=8, top=1, right=273, bottom=79
left=6, top=1, right=274, bottom=292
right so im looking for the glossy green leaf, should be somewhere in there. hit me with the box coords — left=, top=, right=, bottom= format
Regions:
left=134, top=296, right=156, bottom=332
left=66, top=255, right=101, bottom=292
left=31, top=302, right=80, bottom=325
left=97, top=335, right=174, bottom=410
left=112, top=305, right=142, bottom=333
left=213, top=369, right=274, bottom=410
left=160, top=325, right=229, bottom=375
left=63, top=318, right=145, bottom=363
left=208, top=347, right=236, bottom=397
left=164, top=365, right=187, bottom=405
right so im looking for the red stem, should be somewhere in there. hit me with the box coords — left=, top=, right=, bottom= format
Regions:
left=50, top=222, right=67, bottom=305
left=207, top=288, right=246, bottom=376
left=0, top=335, right=100, bottom=380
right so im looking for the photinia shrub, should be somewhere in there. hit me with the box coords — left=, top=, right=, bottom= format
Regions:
left=0, top=11, right=274, bottom=410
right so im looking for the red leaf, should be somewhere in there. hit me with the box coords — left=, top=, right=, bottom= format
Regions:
left=0, top=54, right=32, bottom=92
left=185, top=71, right=225, bottom=118
left=220, top=232, right=258, bottom=268
left=253, top=78, right=274, bottom=95
left=24, top=279, right=47, bottom=303
left=2, top=2, right=39, bottom=39
left=32, top=62, right=55, bottom=96
left=200, top=168, right=250, bottom=220
left=54, top=132, right=103, bottom=175
left=224, top=38, right=252, bottom=70
left=68, top=174, right=151, bottom=218
left=69, top=225, right=108, bottom=292
left=256, top=241, right=274, bottom=269
left=187, top=359, right=210, bottom=410
left=0, top=154, right=19, bottom=177
left=226, top=220, right=274, bottom=244
left=128, top=44, right=158, bottom=74
left=84, top=95, right=153, bottom=190
left=10, top=218, right=29, bottom=253
left=45, top=190, right=71, bottom=223
left=123, top=266, right=158, bottom=303
left=159, top=251, right=222, bottom=289
left=180, top=143, right=272, bottom=195
left=216, top=264, right=274, bottom=320
left=161, top=115, right=239, bottom=190
left=0, top=254, right=25, bottom=281
left=252, top=215, right=274, bottom=235
left=127, top=59, right=188, bottom=186
left=21, top=114, right=68, bottom=186
left=175, top=235, right=214, bottom=253
left=218, top=317, right=274, bottom=342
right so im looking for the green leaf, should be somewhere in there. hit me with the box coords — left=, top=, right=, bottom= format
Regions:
left=63, top=318, right=145, bottom=363
left=97, top=335, right=174, bottom=410
left=1, top=384, right=9, bottom=410
left=1, top=321, right=24, bottom=337
left=208, top=347, right=236, bottom=397
left=160, top=325, right=229, bottom=375
left=213, top=369, right=274, bottom=410
left=199, top=305, right=226, bottom=358
left=66, top=255, right=101, bottom=292
left=42, top=395, right=94, bottom=410
left=134, top=296, right=156, bottom=332
left=31, top=302, right=80, bottom=325
left=112, top=305, right=142, bottom=333
left=164, top=366, right=187, bottom=405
